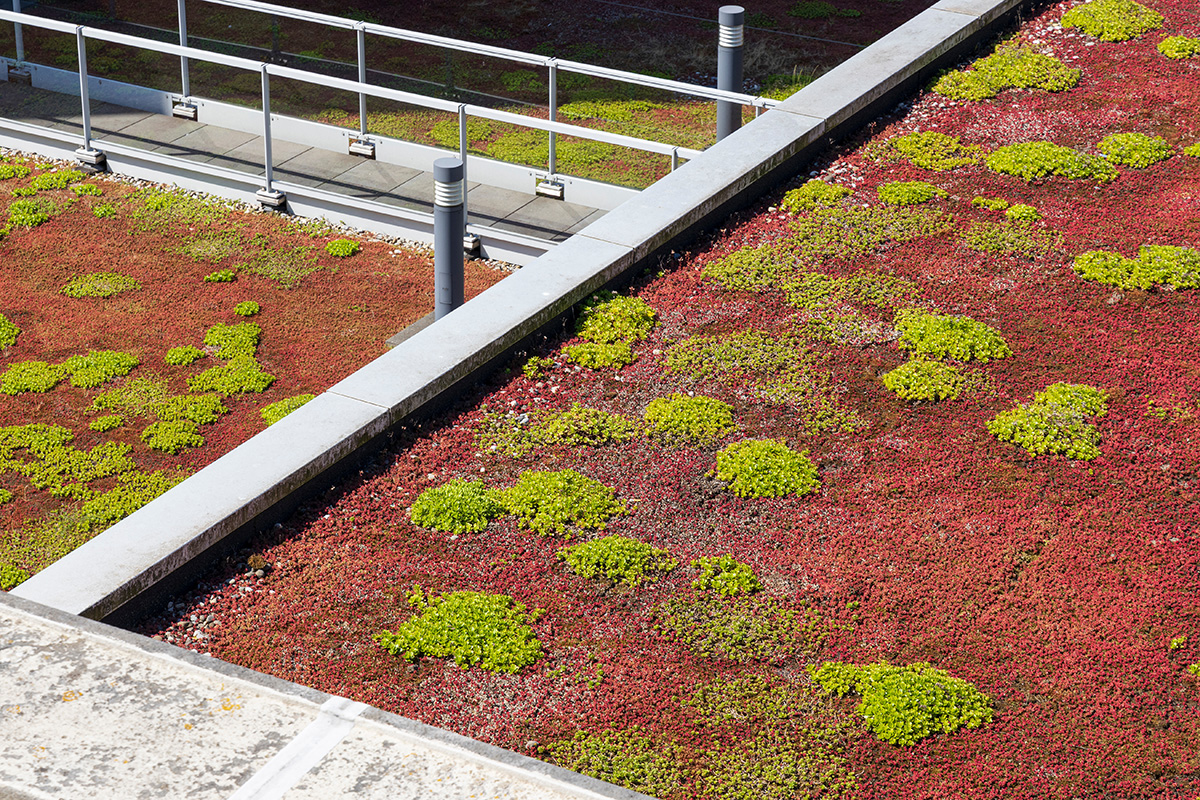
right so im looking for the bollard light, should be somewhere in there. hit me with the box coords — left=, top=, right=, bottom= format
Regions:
left=716, top=5, right=745, bottom=142
left=433, top=157, right=466, bottom=320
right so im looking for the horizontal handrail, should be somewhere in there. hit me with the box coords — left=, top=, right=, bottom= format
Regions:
left=197, top=0, right=779, bottom=108
left=0, top=9, right=704, bottom=161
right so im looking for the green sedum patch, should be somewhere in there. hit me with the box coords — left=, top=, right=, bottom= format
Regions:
left=475, top=404, right=637, bottom=456
left=6, top=198, right=54, bottom=229
left=810, top=661, right=993, bottom=746
left=714, top=439, right=820, bottom=499
left=522, top=355, right=554, bottom=379
left=692, top=554, right=762, bottom=596
left=261, top=394, right=316, bottom=426
left=60, top=272, right=141, bottom=298
left=62, top=350, right=139, bottom=389
left=780, top=179, right=851, bottom=213
left=324, top=238, right=360, bottom=257
left=565, top=291, right=657, bottom=370
left=932, top=45, right=1080, bottom=101
left=894, top=309, right=1011, bottom=362
left=962, top=220, right=1060, bottom=257
left=1097, top=133, right=1172, bottom=168
left=972, top=195, right=1010, bottom=211
left=234, top=301, right=260, bottom=317
left=0, top=163, right=31, bottom=180
left=886, top=131, right=982, bottom=171
left=876, top=180, right=947, bottom=206
left=702, top=242, right=795, bottom=292
left=29, top=169, right=84, bottom=191
left=882, top=359, right=966, bottom=401
left=782, top=270, right=921, bottom=312
left=410, top=478, right=503, bottom=533
left=535, top=403, right=639, bottom=447
left=557, top=535, right=676, bottom=585
left=548, top=729, right=683, bottom=798
left=495, top=469, right=624, bottom=535
left=574, top=292, right=657, bottom=344
left=986, top=141, right=1118, bottom=183
left=1159, top=35, right=1200, bottom=59
left=789, top=205, right=954, bottom=265
left=204, top=269, right=237, bottom=283
left=0, top=313, right=19, bottom=349
left=1, top=562, right=29, bottom=590
left=1073, top=245, right=1200, bottom=291
left=558, top=100, right=661, bottom=122
left=204, top=322, right=261, bottom=359
left=91, top=375, right=170, bottom=417
left=0, top=361, right=65, bottom=394
left=165, top=345, right=205, bottom=366
left=698, top=727, right=859, bottom=800
left=92, top=203, right=116, bottom=219
left=658, top=591, right=823, bottom=662
left=1061, top=0, right=1163, bottom=41
left=666, top=329, right=862, bottom=433
left=987, top=382, right=1108, bottom=460
left=563, top=341, right=634, bottom=369
left=429, top=117, right=493, bottom=147
left=0, top=424, right=134, bottom=499
left=140, top=419, right=204, bottom=454
left=88, top=415, right=123, bottom=432
left=1005, top=203, right=1041, bottom=222
left=80, top=470, right=184, bottom=528
left=187, top=356, right=275, bottom=395
left=375, top=586, right=543, bottom=673
left=155, top=394, right=229, bottom=425
left=643, top=394, right=735, bottom=445
left=70, top=183, right=102, bottom=197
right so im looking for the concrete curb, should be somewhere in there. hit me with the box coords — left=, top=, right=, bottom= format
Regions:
left=0, top=591, right=654, bottom=800
left=13, top=0, right=1037, bottom=622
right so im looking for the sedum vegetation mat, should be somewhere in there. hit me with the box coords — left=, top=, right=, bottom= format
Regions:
left=144, top=0, right=1200, bottom=797
left=0, top=163, right=504, bottom=588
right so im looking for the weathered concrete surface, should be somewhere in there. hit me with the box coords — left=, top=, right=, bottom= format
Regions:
left=0, top=593, right=650, bottom=800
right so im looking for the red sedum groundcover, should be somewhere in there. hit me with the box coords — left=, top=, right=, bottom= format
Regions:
left=146, top=1, right=1200, bottom=797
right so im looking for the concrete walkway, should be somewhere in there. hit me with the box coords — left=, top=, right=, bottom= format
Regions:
left=0, top=593, right=645, bottom=800
left=0, top=82, right=606, bottom=243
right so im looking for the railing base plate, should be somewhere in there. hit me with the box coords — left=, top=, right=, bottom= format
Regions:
left=256, top=188, right=287, bottom=210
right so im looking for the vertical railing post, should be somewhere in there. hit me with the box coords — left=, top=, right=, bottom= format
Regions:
left=433, top=157, right=465, bottom=320
left=356, top=23, right=367, bottom=138
left=547, top=59, right=557, bottom=176
left=73, top=27, right=103, bottom=167
left=671, top=146, right=679, bottom=172
left=12, top=0, right=23, bottom=65
left=178, top=0, right=190, bottom=98
left=255, top=65, right=285, bottom=209
left=716, top=5, right=744, bottom=142
left=261, top=66, right=273, bottom=189
left=76, top=27, right=91, bottom=150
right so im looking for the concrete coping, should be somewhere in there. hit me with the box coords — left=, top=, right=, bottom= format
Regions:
left=13, top=0, right=1030, bottom=623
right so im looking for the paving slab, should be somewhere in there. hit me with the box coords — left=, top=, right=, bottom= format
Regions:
left=272, top=146, right=365, bottom=186
left=465, top=182, right=535, bottom=224
left=99, top=112, right=204, bottom=150
left=496, top=195, right=603, bottom=242
left=206, top=135, right=311, bottom=176
left=313, top=157, right=421, bottom=198
left=0, top=593, right=649, bottom=800
left=151, top=124, right=259, bottom=162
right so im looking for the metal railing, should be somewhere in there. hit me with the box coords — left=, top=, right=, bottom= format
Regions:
left=1, top=1, right=779, bottom=227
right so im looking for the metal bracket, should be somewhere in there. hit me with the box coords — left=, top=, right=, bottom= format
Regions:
left=255, top=188, right=287, bottom=210
left=348, top=138, right=376, bottom=159
left=463, top=233, right=481, bottom=258
left=536, top=180, right=564, bottom=200
left=74, top=147, right=106, bottom=170
left=171, top=102, right=198, bottom=121
left=8, top=67, right=30, bottom=86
